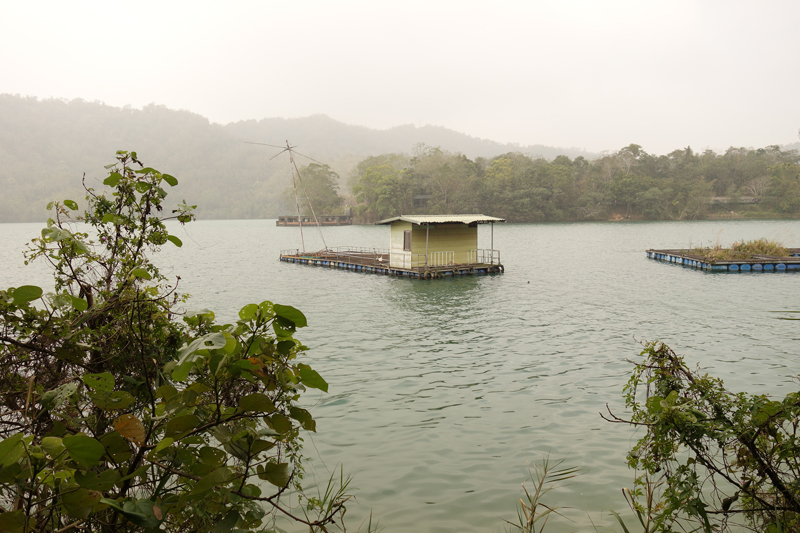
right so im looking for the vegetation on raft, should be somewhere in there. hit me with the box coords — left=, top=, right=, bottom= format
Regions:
left=686, top=238, right=791, bottom=261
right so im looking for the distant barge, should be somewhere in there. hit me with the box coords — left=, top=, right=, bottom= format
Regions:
left=279, top=214, right=505, bottom=279
left=647, top=248, right=800, bottom=272
left=276, top=215, right=352, bottom=226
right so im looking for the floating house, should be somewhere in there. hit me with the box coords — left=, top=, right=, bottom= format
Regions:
left=279, top=214, right=505, bottom=279
left=376, top=214, right=504, bottom=269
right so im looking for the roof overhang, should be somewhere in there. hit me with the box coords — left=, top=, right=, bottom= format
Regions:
left=376, top=214, right=506, bottom=225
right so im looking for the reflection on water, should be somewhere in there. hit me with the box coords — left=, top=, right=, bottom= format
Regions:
left=2, top=218, right=800, bottom=532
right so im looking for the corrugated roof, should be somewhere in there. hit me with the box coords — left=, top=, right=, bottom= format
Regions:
left=376, top=214, right=506, bottom=225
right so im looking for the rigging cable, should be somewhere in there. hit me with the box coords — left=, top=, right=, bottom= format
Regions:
left=289, top=149, right=328, bottom=251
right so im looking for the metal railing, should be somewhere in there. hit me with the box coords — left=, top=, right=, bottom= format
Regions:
left=282, top=247, right=502, bottom=269
left=468, top=249, right=501, bottom=265
left=280, top=247, right=390, bottom=267
left=429, top=251, right=455, bottom=266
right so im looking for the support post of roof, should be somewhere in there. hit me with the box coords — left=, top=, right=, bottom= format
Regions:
left=491, top=222, right=494, bottom=262
left=425, top=224, right=430, bottom=267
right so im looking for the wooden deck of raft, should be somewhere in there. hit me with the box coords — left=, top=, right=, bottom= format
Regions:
left=280, top=247, right=504, bottom=279
left=647, top=248, right=800, bottom=272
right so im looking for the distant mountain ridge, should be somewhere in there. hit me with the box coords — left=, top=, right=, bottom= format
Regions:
left=224, top=114, right=595, bottom=161
left=0, top=95, right=595, bottom=222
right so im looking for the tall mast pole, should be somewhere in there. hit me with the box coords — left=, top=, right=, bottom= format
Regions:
left=288, top=140, right=305, bottom=253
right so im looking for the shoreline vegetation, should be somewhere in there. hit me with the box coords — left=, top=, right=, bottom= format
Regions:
left=343, top=144, right=800, bottom=224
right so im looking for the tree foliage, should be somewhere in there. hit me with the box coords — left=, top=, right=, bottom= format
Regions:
left=610, top=342, right=800, bottom=533
left=282, top=163, right=344, bottom=216
left=0, top=152, right=342, bottom=532
left=349, top=144, right=800, bottom=223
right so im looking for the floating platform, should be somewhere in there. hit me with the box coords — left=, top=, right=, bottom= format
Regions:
left=280, top=247, right=504, bottom=279
left=276, top=215, right=352, bottom=227
left=647, top=248, right=800, bottom=272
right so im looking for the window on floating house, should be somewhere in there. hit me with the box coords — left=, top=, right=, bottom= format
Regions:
left=403, top=230, right=412, bottom=251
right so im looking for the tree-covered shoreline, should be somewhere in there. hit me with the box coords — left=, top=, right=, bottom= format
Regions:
left=347, top=144, right=800, bottom=224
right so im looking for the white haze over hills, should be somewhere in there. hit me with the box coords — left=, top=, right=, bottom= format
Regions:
left=0, top=95, right=595, bottom=223
left=1, top=0, right=798, bottom=155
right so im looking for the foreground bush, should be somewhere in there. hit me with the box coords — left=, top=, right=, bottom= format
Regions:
left=0, top=152, right=341, bottom=532
left=610, top=342, right=800, bottom=533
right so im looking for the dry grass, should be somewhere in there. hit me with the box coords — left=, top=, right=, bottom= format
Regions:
left=688, top=238, right=789, bottom=261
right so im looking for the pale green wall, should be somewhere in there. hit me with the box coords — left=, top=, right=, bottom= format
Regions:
left=389, top=221, right=412, bottom=267
left=386, top=223, right=477, bottom=265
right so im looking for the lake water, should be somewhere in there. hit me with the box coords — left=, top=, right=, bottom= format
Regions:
left=2, top=219, right=799, bottom=532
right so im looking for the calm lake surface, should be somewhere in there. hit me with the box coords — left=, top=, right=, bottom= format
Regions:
left=2, top=219, right=799, bottom=532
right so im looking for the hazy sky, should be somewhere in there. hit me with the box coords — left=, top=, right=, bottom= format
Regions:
left=2, top=0, right=798, bottom=155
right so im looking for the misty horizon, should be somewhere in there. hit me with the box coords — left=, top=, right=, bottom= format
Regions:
left=2, top=1, right=798, bottom=155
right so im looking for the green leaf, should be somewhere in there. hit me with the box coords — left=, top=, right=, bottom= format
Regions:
left=190, top=467, right=231, bottom=495
left=166, top=234, right=182, bottom=247
left=41, top=382, right=79, bottom=411
left=257, top=462, right=290, bottom=487
left=162, top=174, right=178, bottom=186
left=101, top=213, right=125, bottom=225
left=273, top=317, right=295, bottom=338
left=0, top=510, right=25, bottom=533
left=131, top=268, right=152, bottom=280
left=299, top=367, right=328, bottom=392
left=273, top=304, right=307, bottom=328
left=239, top=303, right=258, bottom=321
left=63, top=199, right=79, bottom=210
left=154, top=437, right=174, bottom=453
left=54, top=346, right=84, bottom=363
left=11, top=285, right=43, bottom=305
left=41, top=436, right=65, bottom=458
left=120, top=499, right=161, bottom=529
left=289, top=406, right=316, bottom=432
left=237, top=393, right=275, bottom=414
left=62, top=487, right=102, bottom=519
left=91, top=390, right=135, bottom=410
left=267, top=413, right=292, bottom=435
left=63, top=435, right=106, bottom=470
left=164, top=414, right=200, bottom=439
left=198, top=446, right=227, bottom=466
left=82, top=372, right=114, bottom=393
left=104, top=172, right=122, bottom=187
left=258, top=300, right=274, bottom=318
left=645, top=395, right=664, bottom=414
left=276, top=340, right=296, bottom=355
left=75, top=469, right=121, bottom=491
left=0, top=434, right=25, bottom=467
left=212, top=510, right=239, bottom=533
left=68, top=294, right=89, bottom=311
left=171, top=360, right=194, bottom=382
left=134, top=182, right=152, bottom=194
left=100, top=432, right=133, bottom=462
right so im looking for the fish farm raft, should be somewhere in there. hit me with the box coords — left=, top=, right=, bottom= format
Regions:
left=280, top=215, right=506, bottom=279
left=279, top=246, right=504, bottom=279
left=647, top=248, right=800, bottom=272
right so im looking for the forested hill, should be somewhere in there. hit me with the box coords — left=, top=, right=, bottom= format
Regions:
left=0, top=94, right=593, bottom=222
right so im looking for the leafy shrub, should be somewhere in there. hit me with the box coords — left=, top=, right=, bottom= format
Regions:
left=0, top=151, right=343, bottom=532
